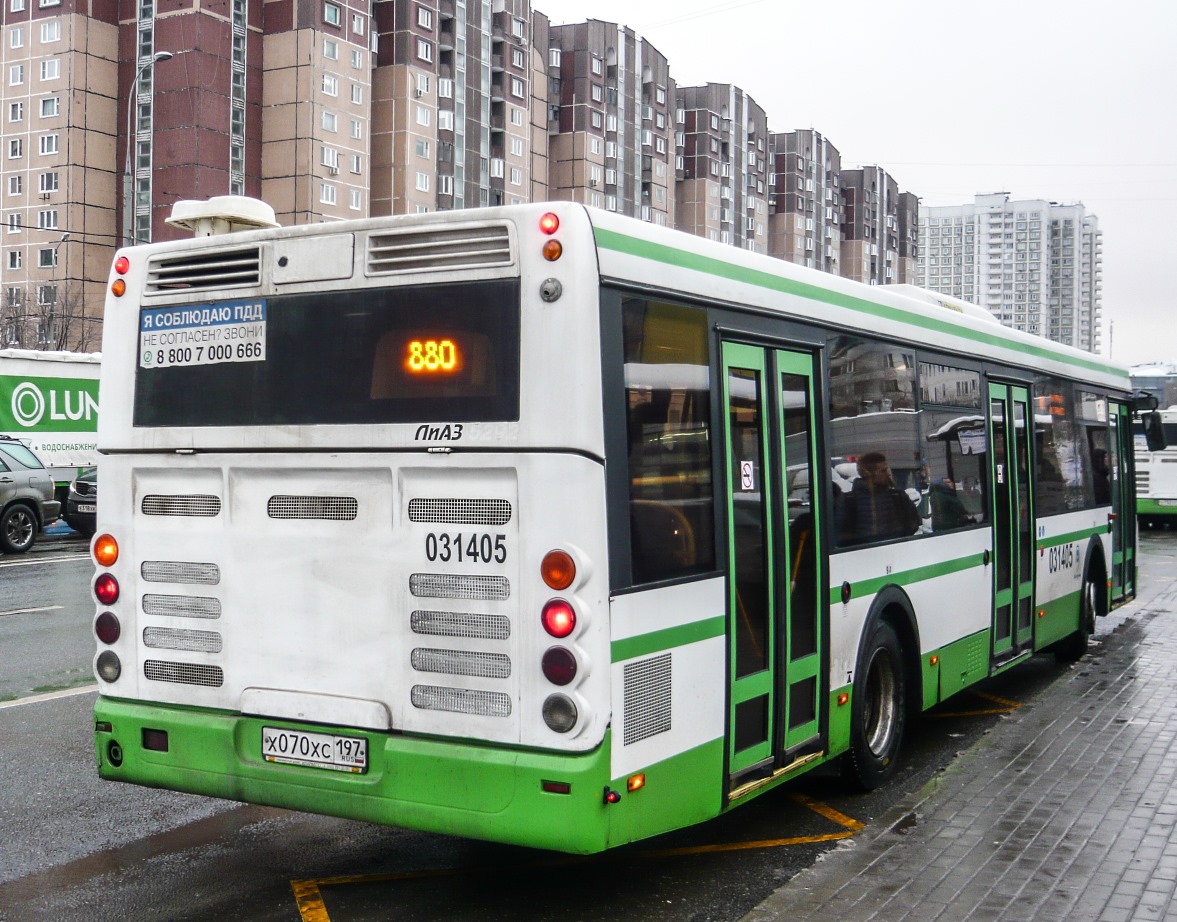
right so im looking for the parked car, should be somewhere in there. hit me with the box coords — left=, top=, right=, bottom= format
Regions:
left=0, top=435, right=60, bottom=553
left=64, top=467, right=97, bottom=538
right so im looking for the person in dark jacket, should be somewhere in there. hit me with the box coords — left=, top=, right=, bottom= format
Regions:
left=839, top=451, right=922, bottom=545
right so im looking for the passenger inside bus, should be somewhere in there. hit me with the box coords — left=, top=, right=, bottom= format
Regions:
left=837, top=451, right=922, bottom=545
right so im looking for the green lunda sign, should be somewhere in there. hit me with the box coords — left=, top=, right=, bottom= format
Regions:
left=0, top=374, right=99, bottom=433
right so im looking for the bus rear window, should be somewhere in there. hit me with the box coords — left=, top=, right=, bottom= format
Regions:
left=133, top=279, right=520, bottom=427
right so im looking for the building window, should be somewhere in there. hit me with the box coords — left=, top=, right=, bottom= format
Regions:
left=10, top=0, right=25, bottom=10
left=591, top=56, right=602, bottom=75
left=40, top=59, right=60, bottom=81
left=40, top=97, right=59, bottom=118
left=511, top=137, right=524, bottom=157
left=510, top=76, right=525, bottom=99
left=324, top=38, right=338, bottom=60
left=8, top=139, right=22, bottom=158
left=38, top=247, right=56, bottom=267
left=7, top=213, right=21, bottom=232
left=41, top=20, right=60, bottom=42
left=323, top=2, right=341, bottom=26
left=39, top=171, right=58, bottom=192
left=416, top=139, right=431, bottom=158
left=510, top=107, right=524, bottom=126
left=10, top=28, right=23, bottom=48
left=10, top=65, right=25, bottom=86
left=322, top=74, right=338, bottom=96
left=438, top=175, right=453, bottom=196
left=351, top=13, right=364, bottom=35
left=350, top=154, right=361, bottom=174
left=351, top=84, right=362, bottom=104
left=37, top=209, right=58, bottom=229
left=350, top=118, right=361, bottom=139
left=437, top=78, right=453, bottom=98
left=511, top=48, right=525, bottom=69
left=351, top=49, right=363, bottom=69
left=349, top=189, right=361, bottom=210
left=590, top=84, right=602, bottom=102
left=320, top=183, right=336, bottom=205
left=321, top=145, right=338, bottom=169
left=417, top=5, right=432, bottom=28
left=6, top=287, right=22, bottom=307
left=437, top=109, right=452, bottom=131
left=416, top=73, right=430, bottom=95
left=7, top=251, right=20, bottom=269
left=549, top=48, right=561, bottom=68
left=322, top=110, right=337, bottom=131
left=416, top=105, right=431, bottom=127
left=511, top=17, right=524, bottom=38
left=415, top=172, right=430, bottom=192
left=7, top=176, right=20, bottom=195
left=417, top=38, right=432, bottom=62
left=9, top=102, right=23, bottom=122
left=509, top=167, right=522, bottom=186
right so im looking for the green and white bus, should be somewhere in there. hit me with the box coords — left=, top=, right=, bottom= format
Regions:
left=92, top=200, right=1141, bottom=854
left=1135, top=408, right=1177, bottom=525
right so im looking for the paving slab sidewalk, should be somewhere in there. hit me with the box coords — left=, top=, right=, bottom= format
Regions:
left=745, top=573, right=1177, bottom=922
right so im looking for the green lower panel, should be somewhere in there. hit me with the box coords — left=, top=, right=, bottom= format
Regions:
left=936, top=630, right=989, bottom=700
left=1034, top=590, right=1081, bottom=649
left=94, top=698, right=734, bottom=854
left=827, top=685, right=852, bottom=758
left=1138, top=499, right=1177, bottom=518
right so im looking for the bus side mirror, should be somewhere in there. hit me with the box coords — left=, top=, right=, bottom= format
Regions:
left=1143, top=412, right=1167, bottom=452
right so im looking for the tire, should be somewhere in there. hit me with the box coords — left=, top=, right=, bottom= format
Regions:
left=843, top=619, right=906, bottom=790
left=1054, top=570, right=1097, bottom=664
left=0, top=503, right=38, bottom=554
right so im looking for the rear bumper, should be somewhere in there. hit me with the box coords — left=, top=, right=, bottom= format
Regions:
left=94, top=696, right=617, bottom=853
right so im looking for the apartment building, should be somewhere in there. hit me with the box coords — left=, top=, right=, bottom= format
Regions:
left=839, top=166, right=908, bottom=286
left=675, top=83, right=768, bottom=252
left=766, top=129, right=842, bottom=273
left=543, top=18, right=675, bottom=226
left=917, top=193, right=1103, bottom=353
left=1, top=0, right=115, bottom=349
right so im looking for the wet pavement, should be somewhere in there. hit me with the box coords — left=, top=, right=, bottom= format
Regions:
left=745, top=544, right=1177, bottom=922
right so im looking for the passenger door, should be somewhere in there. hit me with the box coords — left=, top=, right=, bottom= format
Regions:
left=1109, top=400, right=1136, bottom=600
left=987, top=383, right=1035, bottom=661
left=722, top=343, right=823, bottom=785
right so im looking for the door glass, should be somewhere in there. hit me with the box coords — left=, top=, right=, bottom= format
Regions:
left=991, top=397, right=1012, bottom=643
left=729, top=367, right=769, bottom=679
left=782, top=372, right=817, bottom=660
left=1014, top=399, right=1033, bottom=635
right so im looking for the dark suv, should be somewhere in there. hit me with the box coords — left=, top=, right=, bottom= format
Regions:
left=64, top=467, right=97, bottom=538
left=0, top=435, right=60, bottom=553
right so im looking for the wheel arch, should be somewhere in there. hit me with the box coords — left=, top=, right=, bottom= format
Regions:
left=858, top=584, right=923, bottom=720
left=1082, top=537, right=1109, bottom=624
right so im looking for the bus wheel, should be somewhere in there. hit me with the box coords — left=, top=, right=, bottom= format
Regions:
left=0, top=503, right=38, bottom=554
left=843, top=619, right=906, bottom=790
left=1054, top=571, right=1097, bottom=663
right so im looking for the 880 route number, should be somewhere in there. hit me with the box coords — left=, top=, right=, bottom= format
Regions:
left=425, top=533, right=507, bottom=564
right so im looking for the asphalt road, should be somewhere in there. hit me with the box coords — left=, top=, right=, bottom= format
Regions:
left=0, top=529, right=1171, bottom=921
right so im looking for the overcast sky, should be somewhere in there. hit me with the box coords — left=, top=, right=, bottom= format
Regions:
left=536, top=0, right=1176, bottom=368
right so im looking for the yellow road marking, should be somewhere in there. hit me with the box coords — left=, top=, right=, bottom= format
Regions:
left=290, top=793, right=864, bottom=920
left=928, top=689, right=1021, bottom=718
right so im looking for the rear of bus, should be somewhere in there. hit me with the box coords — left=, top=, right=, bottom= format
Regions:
left=91, top=203, right=625, bottom=853
left=1136, top=410, right=1177, bottom=525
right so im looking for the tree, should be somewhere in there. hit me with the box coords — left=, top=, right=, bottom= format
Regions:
left=0, top=280, right=99, bottom=352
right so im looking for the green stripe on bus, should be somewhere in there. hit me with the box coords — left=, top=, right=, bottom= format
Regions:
left=611, top=615, right=726, bottom=663
left=1036, top=524, right=1109, bottom=549
left=594, top=228, right=1120, bottom=379
left=827, top=552, right=986, bottom=606
left=1138, top=499, right=1177, bottom=517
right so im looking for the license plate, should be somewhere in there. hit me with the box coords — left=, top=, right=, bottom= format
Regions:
left=262, top=726, right=368, bottom=773
left=77, top=503, right=96, bottom=513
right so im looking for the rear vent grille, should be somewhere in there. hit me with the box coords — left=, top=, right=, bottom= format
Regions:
left=144, top=660, right=224, bottom=687
left=143, top=627, right=223, bottom=654
left=142, top=495, right=222, bottom=517
left=623, top=653, right=673, bottom=746
left=268, top=495, right=358, bottom=521
left=410, top=684, right=511, bottom=717
left=141, top=561, right=221, bottom=585
left=411, top=648, right=510, bottom=679
left=367, top=225, right=513, bottom=275
left=411, top=610, right=510, bottom=640
left=409, top=574, right=510, bottom=601
left=408, top=498, right=512, bottom=526
left=143, top=594, right=222, bottom=619
left=145, top=247, right=261, bottom=293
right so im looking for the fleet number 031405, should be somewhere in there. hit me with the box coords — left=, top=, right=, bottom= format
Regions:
left=425, top=532, right=507, bottom=564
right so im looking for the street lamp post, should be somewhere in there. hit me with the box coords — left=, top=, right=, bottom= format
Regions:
left=123, top=51, right=174, bottom=247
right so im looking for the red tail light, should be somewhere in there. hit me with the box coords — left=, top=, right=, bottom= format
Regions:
left=95, top=612, right=121, bottom=644
left=541, top=599, right=576, bottom=638
left=541, top=647, right=577, bottom=686
left=95, top=574, right=120, bottom=605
